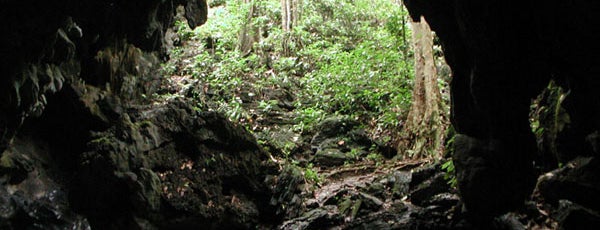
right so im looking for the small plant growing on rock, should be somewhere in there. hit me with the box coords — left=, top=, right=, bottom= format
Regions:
left=303, top=163, right=321, bottom=184
left=441, top=159, right=457, bottom=188
left=258, top=100, right=279, bottom=112
left=366, top=152, right=383, bottom=166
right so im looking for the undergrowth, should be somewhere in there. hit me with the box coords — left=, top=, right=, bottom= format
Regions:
left=162, top=0, right=418, bottom=162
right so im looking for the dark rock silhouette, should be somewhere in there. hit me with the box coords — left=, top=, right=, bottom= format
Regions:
left=2, top=0, right=600, bottom=228
left=0, top=1, right=278, bottom=229
left=405, top=0, right=600, bottom=225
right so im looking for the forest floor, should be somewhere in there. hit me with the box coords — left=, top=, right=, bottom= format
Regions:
left=158, top=35, right=557, bottom=229
left=149, top=1, right=564, bottom=228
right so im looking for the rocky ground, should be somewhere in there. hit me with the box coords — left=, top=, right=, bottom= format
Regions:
left=156, top=35, right=567, bottom=230
left=2, top=2, right=599, bottom=228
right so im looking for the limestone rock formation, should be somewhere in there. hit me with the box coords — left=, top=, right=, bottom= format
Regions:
left=404, top=0, right=600, bottom=224
left=0, top=1, right=277, bottom=229
left=0, top=0, right=207, bottom=153
left=72, top=99, right=272, bottom=229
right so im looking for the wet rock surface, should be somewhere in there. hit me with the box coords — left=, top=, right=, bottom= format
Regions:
left=0, top=137, right=91, bottom=230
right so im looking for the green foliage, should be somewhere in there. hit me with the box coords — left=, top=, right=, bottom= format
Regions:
left=384, top=12, right=412, bottom=53
left=175, top=20, right=194, bottom=41
left=293, top=0, right=413, bottom=135
left=348, top=148, right=362, bottom=160
left=366, top=152, right=383, bottom=166
left=293, top=107, right=326, bottom=132
left=303, top=163, right=321, bottom=184
left=258, top=99, right=279, bottom=112
left=209, top=0, right=226, bottom=7
left=440, top=126, right=458, bottom=187
left=441, top=159, right=457, bottom=188
left=299, top=37, right=413, bottom=123
left=163, top=0, right=415, bottom=150
left=530, top=81, right=570, bottom=169
left=223, top=96, right=246, bottom=121
left=530, top=82, right=569, bottom=141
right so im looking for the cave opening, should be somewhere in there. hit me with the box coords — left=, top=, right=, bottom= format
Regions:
left=2, top=0, right=600, bottom=229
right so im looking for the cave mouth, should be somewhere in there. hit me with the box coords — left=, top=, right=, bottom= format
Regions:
left=3, top=0, right=600, bottom=229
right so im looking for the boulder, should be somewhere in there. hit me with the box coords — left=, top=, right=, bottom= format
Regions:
left=310, top=116, right=374, bottom=167
left=72, top=100, right=273, bottom=229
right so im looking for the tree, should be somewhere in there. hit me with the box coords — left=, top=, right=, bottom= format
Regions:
left=238, top=0, right=260, bottom=55
left=281, top=0, right=300, bottom=56
left=281, top=0, right=300, bottom=32
left=397, top=16, right=447, bottom=159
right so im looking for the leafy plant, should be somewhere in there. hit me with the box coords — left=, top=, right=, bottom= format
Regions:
left=161, top=0, right=418, bottom=164
left=441, top=159, right=457, bottom=188
left=258, top=100, right=279, bottom=112
left=529, top=81, right=570, bottom=170
left=304, top=163, right=321, bottom=184
left=347, top=148, right=362, bottom=160
left=175, top=20, right=194, bottom=41
left=366, top=152, right=383, bottom=166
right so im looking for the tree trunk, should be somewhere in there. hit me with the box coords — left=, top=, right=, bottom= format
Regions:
left=397, top=16, right=446, bottom=159
left=238, top=0, right=260, bottom=55
left=281, top=0, right=290, bottom=32
left=280, top=0, right=300, bottom=56
left=281, top=0, right=300, bottom=32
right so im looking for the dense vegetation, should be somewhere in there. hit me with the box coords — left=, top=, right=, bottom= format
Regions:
left=160, top=0, right=449, bottom=167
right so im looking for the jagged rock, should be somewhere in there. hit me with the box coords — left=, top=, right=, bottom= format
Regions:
left=71, top=100, right=273, bottom=229
left=422, top=193, right=460, bottom=209
left=185, top=0, right=208, bottom=28
left=258, top=128, right=302, bottom=157
left=259, top=87, right=296, bottom=111
left=404, top=0, right=600, bottom=219
left=279, top=205, right=343, bottom=230
left=0, top=137, right=91, bottom=229
left=453, top=135, right=536, bottom=218
left=310, top=116, right=361, bottom=151
left=409, top=172, right=449, bottom=206
left=536, top=156, right=600, bottom=229
left=0, top=0, right=208, bottom=154
left=270, top=165, right=306, bottom=219
left=343, top=201, right=408, bottom=230
left=314, top=148, right=350, bottom=167
left=357, top=192, right=384, bottom=212
left=7, top=190, right=91, bottom=229
left=337, top=192, right=384, bottom=221
left=312, top=117, right=359, bottom=141
left=390, top=171, right=412, bottom=198
left=409, top=162, right=439, bottom=188
left=554, top=200, right=600, bottom=230
left=310, top=117, right=374, bottom=167
left=363, top=181, right=386, bottom=199
left=537, top=157, right=600, bottom=212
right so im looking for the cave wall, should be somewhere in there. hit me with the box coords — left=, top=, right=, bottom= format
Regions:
left=404, top=0, right=600, bottom=221
left=0, top=1, right=278, bottom=229
left=0, top=0, right=207, bottom=153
